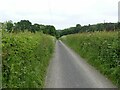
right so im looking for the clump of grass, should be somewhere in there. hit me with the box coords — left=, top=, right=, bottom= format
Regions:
left=61, top=31, right=120, bottom=87
left=2, top=32, right=55, bottom=88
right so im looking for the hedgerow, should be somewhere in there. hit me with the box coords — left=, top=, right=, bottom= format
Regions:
left=2, top=32, right=55, bottom=88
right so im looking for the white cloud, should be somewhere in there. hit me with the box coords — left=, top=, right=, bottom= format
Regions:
left=0, top=0, right=119, bottom=29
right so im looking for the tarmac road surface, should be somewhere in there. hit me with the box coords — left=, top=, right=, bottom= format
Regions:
left=45, top=40, right=116, bottom=88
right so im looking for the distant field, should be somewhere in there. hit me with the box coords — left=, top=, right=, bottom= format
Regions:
left=61, top=31, right=120, bottom=87
left=2, top=31, right=55, bottom=88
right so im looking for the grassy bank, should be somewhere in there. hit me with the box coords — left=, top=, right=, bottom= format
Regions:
left=61, top=31, right=119, bottom=87
left=2, top=32, right=55, bottom=88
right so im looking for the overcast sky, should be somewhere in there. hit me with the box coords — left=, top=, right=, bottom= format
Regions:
left=0, top=0, right=119, bottom=29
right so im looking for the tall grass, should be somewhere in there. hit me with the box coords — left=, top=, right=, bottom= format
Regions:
left=2, top=32, right=55, bottom=88
left=61, top=31, right=119, bottom=87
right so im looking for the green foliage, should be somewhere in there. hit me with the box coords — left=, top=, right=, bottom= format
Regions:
left=6, top=21, right=13, bottom=32
left=2, top=20, right=58, bottom=38
left=43, top=25, right=56, bottom=36
left=2, top=32, right=55, bottom=88
left=75, top=24, right=81, bottom=33
left=0, top=30, right=2, bottom=89
left=59, top=22, right=119, bottom=37
left=61, top=31, right=120, bottom=87
left=14, top=20, right=32, bottom=32
left=32, top=24, right=41, bottom=32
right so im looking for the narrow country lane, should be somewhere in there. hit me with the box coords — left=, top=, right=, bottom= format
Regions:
left=45, top=40, right=116, bottom=88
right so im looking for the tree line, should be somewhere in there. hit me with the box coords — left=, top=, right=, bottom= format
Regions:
left=1, top=20, right=120, bottom=38
left=59, top=22, right=120, bottom=37
left=1, top=20, right=57, bottom=37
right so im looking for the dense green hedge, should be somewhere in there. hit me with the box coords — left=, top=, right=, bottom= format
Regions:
left=2, top=32, right=55, bottom=88
left=0, top=30, right=2, bottom=89
left=61, top=31, right=119, bottom=87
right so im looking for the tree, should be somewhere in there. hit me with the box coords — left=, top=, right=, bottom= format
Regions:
left=33, top=24, right=40, bottom=31
left=44, top=25, right=56, bottom=36
left=96, top=23, right=104, bottom=31
left=14, top=20, right=32, bottom=32
left=117, top=22, right=120, bottom=29
left=75, top=24, right=81, bottom=33
left=6, top=20, right=13, bottom=32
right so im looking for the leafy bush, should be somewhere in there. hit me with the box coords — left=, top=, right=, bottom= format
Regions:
left=61, top=31, right=119, bottom=87
left=2, top=32, right=55, bottom=88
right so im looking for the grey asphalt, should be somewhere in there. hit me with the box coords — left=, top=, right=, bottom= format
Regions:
left=45, top=40, right=116, bottom=88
